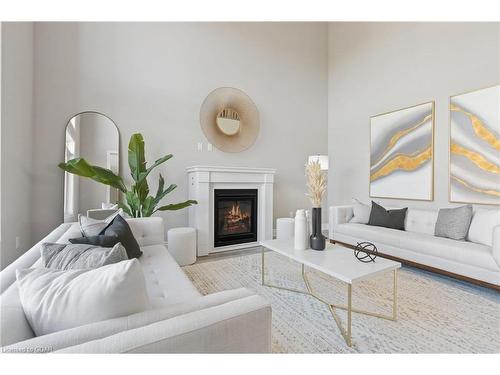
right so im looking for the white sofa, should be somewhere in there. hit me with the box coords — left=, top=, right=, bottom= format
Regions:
left=0, top=218, right=272, bottom=353
left=329, top=205, right=500, bottom=289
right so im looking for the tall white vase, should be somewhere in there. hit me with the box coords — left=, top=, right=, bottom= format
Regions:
left=294, top=209, right=308, bottom=250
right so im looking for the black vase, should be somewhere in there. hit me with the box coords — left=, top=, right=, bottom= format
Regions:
left=310, top=207, right=325, bottom=250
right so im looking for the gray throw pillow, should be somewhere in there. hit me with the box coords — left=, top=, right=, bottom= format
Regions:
left=41, top=242, right=128, bottom=270
left=434, top=205, right=473, bottom=241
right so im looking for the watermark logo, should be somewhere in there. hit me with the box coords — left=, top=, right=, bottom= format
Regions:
left=2, top=346, right=53, bottom=353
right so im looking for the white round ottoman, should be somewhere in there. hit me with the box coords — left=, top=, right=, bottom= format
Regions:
left=276, top=218, right=294, bottom=239
left=167, top=227, right=197, bottom=266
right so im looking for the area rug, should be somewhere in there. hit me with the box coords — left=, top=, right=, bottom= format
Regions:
left=183, top=250, right=500, bottom=353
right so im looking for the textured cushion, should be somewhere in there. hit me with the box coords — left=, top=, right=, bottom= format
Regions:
left=16, top=259, right=151, bottom=336
left=368, top=201, right=407, bottom=230
left=102, top=215, right=142, bottom=259
left=467, top=208, right=500, bottom=246
left=41, top=242, right=128, bottom=270
left=69, top=235, right=121, bottom=247
left=78, top=209, right=122, bottom=237
left=404, top=208, right=439, bottom=235
left=435, top=205, right=473, bottom=241
left=349, top=198, right=371, bottom=224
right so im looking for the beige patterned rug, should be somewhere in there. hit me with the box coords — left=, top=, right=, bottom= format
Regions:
left=183, top=250, right=500, bottom=353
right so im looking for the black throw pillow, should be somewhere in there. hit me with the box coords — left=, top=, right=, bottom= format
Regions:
left=100, top=215, right=143, bottom=259
left=367, top=201, right=407, bottom=231
left=69, top=235, right=120, bottom=247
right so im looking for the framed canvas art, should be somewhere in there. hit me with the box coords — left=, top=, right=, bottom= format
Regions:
left=449, top=85, right=500, bottom=205
left=370, top=101, right=434, bottom=200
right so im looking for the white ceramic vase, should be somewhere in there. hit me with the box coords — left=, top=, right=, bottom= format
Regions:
left=294, top=209, right=308, bottom=250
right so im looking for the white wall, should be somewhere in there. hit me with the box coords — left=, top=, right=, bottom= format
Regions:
left=328, top=22, right=500, bottom=209
left=32, top=22, right=328, bottom=240
left=0, top=22, right=34, bottom=269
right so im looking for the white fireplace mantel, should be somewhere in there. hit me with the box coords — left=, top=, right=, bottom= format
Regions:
left=186, top=166, right=276, bottom=256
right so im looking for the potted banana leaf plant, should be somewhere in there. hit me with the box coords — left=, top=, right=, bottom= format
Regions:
left=59, top=133, right=197, bottom=217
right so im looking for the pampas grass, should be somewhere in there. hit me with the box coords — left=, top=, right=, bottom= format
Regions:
left=306, top=161, right=326, bottom=207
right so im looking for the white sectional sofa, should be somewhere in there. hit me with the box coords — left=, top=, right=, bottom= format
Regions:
left=329, top=205, right=500, bottom=289
left=0, top=218, right=272, bottom=353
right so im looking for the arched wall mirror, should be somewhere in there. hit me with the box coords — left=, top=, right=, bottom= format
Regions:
left=63, top=112, right=119, bottom=222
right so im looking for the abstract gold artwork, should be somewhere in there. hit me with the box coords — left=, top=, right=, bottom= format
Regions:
left=450, top=85, right=500, bottom=205
left=370, top=102, right=434, bottom=200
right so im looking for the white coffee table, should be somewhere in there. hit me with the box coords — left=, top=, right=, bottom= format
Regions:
left=260, top=238, right=401, bottom=347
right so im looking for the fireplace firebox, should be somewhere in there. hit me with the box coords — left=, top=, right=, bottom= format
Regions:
left=214, top=189, right=258, bottom=248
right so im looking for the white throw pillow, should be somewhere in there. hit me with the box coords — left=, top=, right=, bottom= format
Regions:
left=78, top=208, right=123, bottom=236
left=349, top=198, right=371, bottom=224
left=467, top=208, right=500, bottom=246
left=16, top=259, right=151, bottom=336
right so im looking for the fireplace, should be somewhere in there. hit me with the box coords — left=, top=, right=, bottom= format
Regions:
left=187, top=166, right=275, bottom=255
left=214, top=189, right=258, bottom=248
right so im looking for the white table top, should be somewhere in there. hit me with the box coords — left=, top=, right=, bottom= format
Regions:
left=260, top=239, right=401, bottom=284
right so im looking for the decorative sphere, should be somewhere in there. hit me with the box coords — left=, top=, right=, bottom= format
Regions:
left=354, top=242, right=378, bottom=263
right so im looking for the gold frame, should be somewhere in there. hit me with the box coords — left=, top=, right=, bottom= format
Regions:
left=369, top=101, right=435, bottom=202
left=261, top=247, right=398, bottom=348
left=448, top=84, right=500, bottom=206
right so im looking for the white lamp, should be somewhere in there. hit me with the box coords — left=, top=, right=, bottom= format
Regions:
left=308, top=155, right=329, bottom=171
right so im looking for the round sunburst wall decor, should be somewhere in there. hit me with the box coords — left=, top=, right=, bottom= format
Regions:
left=200, top=87, right=260, bottom=153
